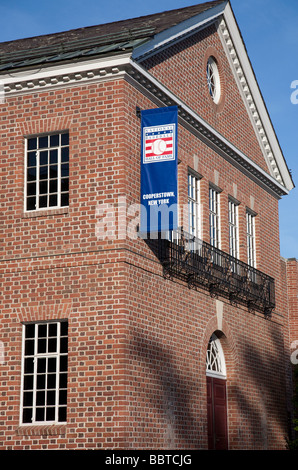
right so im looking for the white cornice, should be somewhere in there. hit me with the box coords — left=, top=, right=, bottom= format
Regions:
left=218, top=3, right=293, bottom=192
left=1, top=54, right=131, bottom=95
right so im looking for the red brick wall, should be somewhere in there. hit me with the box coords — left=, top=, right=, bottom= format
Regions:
left=0, top=24, right=293, bottom=450
left=285, top=259, right=298, bottom=347
left=142, top=23, right=269, bottom=173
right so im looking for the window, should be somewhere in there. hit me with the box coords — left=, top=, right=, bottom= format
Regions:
left=188, top=172, right=201, bottom=239
left=209, top=187, right=220, bottom=248
left=206, top=57, right=221, bottom=104
left=20, top=321, right=68, bottom=425
left=229, top=199, right=239, bottom=259
left=206, top=334, right=226, bottom=379
left=246, top=211, right=256, bottom=268
left=25, top=132, right=69, bottom=211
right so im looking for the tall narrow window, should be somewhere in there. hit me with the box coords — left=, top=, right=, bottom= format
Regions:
left=246, top=211, right=256, bottom=267
left=188, top=172, right=200, bottom=239
left=20, top=321, right=68, bottom=425
left=25, top=132, right=69, bottom=211
left=209, top=187, right=220, bottom=248
left=229, top=200, right=239, bottom=259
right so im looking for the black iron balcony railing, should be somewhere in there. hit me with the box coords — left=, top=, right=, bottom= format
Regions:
left=158, top=229, right=275, bottom=315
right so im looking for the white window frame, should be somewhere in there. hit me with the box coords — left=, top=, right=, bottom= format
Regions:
left=24, top=132, right=69, bottom=212
left=206, top=334, right=226, bottom=379
left=188, top=171, right=201, bottom=239
left=228, top=199, right=239, bottom=259
left=206, top=57, right=221, bottom=104
left=209, top=186, right=221, bottom=249
left=246, top=210, right=256, bottom=268
left=20, top=320, right=68, bottom=425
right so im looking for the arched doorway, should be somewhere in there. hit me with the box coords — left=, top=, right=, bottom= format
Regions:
left=206, top=333, right=228, bottom=450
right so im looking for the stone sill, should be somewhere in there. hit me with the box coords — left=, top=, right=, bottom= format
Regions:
left=16, top=424, right=66, bottom=436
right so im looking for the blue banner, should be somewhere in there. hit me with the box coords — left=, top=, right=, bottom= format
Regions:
left=140, top=106, right=178, bottom=234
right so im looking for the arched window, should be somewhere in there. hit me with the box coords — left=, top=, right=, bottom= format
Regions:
left=206, top=57, right=221, bottom=104
left=206, top=334, right=226, bottom=379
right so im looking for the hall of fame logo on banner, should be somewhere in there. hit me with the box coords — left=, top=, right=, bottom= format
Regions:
left=143, top=124, right=176, bottom=163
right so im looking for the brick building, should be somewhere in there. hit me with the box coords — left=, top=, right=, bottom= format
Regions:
left=0, top=0, right=297, bottom=450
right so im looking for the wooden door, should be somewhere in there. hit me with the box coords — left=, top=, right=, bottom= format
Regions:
left=207, top=376, right=228, bottom=450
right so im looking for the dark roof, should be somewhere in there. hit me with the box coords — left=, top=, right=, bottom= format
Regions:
left=0, top=1, right=226, bottom=71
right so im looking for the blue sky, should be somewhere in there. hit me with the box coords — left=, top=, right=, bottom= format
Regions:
left=0, top=0, right=297, bottom=259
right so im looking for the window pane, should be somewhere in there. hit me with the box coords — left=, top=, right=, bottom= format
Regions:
left=28, top=138, right=37, bottom=150
left=23, top=391, right=33, bottom=406
left=46, top=407, right=55, bottom=421
left=39, top=166, right=48, bottom=180
left=61, top=147, right=69, bottom=162
left=58, top=406, right=67, bottom=422
left=50, top=165, right=58, bottom=179
left=61, top=178, right=69, bottom=193
left=49, top=323, right=57, bottom=337
left=61, top=193, right=69, bottom=207
left=50, top=179, right=58, bottom=193
left=40, top=151, right=48, bottom=166
left=60, top=355, right=68, bottom=372
left=39, top=136, right=48, bottom=148
left=23, top=408, right=32, bottom=424
left=59, top=373, right=67, bottom=388
left=24, top=357, right=34, bottom=374
left=37, top=374, right=46, bottom=390
left=39, top=196, right=48, bottom=208
left=47, top=390, right=56, bottom=406
left=36, top=407, right=45, bottom=421
left=59, top=389, right=67, bottom=405
left=25, top=324, right=35, bottom=339
left=36, top=390, right=45, bottom=406
left=50, top=134, right=59, bottom=147
left=27, top=167, right=36, bottom=181
left=25, top=339, right=34, bottom=356
left=61, top=322, right=68, bottom=336
left=39, top=181, right=48, bottom=195
left=47, top=374, right=56, bottom=389
left=37, top=357, right=46, bottom=373
left=50, top=149, right=58, bottom=164
left=23, top=374, right=34, bottom=390
left=49, top=194, right=57, bottom=207
left=27, top=151, right=37, bottom=167
left=27, top=183, right=36, bottom=196
left=61, top=163, right=69, bottom=177
left=60, top=336, right=68, bottom=354
left=61, top=133, right=69, bottom=146
left=38, top=338, right=46, bottom=354
left=48, top=338, right=57, bottom=353
left=48, top=357, right=57, bottom=373
left=27, top=197, right=36, bottom=211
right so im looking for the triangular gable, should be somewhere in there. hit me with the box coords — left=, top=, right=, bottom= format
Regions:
left=131, top=0, right=294, bottom=195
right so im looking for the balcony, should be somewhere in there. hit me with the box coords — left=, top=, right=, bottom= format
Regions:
left=158, top=229, right=275, bottom=315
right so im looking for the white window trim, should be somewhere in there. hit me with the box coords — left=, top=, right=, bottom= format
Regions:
left=228, top=199, right=239, bottom=259
left=207, top=57, right=221, bottom=104
left=20, top=321, right=68, bottom=426
left=246, top=210, right=257, bottom=268
left=206, top=334, right=227, bottom=379
left=209, top=186, right=221, bottom=249
left=24, top=132, right=69, bottom=213
left=188, top=171, right=201, bottom=239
